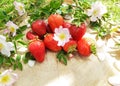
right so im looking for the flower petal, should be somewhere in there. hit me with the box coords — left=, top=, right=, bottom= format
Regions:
left=86, top=9, right=93, bottom=16
left=0, top=35, right=6, bottom=41
left=108, top=75, right=120, bottom=86
left=7, top=42, right=14, bottom=51
left=90, top=16, right=97, bottom=22
left=0, top=69, right=18, bottom=86
left=1, top=47, right=11, bottom=57
left=53, top=26, right=71, bottom=46
left=87, top=1, right=107, bottom=22
left=13, top=1, right=25, bottom=16
left=28, top=60, right=36, bottom=67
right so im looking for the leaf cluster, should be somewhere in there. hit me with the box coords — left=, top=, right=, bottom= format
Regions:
left=27, top=0, right=63, bottom=23
left=72, top=0, right=90, bottom=26
left=57, top=50, right=67, bottom=65
left=0, top=54, right=23, bottom=70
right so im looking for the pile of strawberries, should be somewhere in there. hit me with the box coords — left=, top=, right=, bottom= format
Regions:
left=26, top=14, right=93, bottom=63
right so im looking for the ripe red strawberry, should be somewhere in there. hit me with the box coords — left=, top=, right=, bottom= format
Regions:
left=26, top=30, right=38, bottom=40
left=44, top=34, right=62, bottom=52
left=48, top=14, right=64, bottom=32
left=31, top=20, right=47, bottom=37
left=69, top=23, right=86, bottom=41
left=46, top=24, right=53, bottom=33
left=77, top=38, right=90, bottom=56
left=62, top=22, right=71, bottom=29
left=63, top=40, right=77, bottom=53
left=28, top=39, right=45, bottom=62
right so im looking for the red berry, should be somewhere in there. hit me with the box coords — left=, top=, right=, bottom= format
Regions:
left=62, top=22, right=71, bottom=29
left=48, top=14, right=64, bottom=32
left=44, top=34, right=62, bottom=52
left=69, top=23, right=86, bottom=41
left=77, top=38, right=91, bottom=56
left=26, top=30, right=38, bottom=40
left=46, top=24, right=53, bottom=33
left=63, top=40, right=77, bottom=53
left=31, top=20, right=47, bottom=37
left=28, top=40, right=45, bottom=62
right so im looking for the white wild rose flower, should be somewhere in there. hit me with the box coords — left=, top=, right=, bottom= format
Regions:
left=0, top=35, right=14, bottom=57
left=6, top=21, right=19, bottom=36
left=53, top=26, right=71, bottom=46
left=13, top=1, right=25, bottom=16
left=87, top=1, right=107, bottom=22
left=0, top=69, right=18, bottom=86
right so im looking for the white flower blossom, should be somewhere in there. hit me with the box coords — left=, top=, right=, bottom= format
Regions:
left=0, top=35, right=14, bottom=57
left=108, top=75, right=120, bottom=86
left=28, top=60, right=36, bottom=67
left=0, top=69, right=18, bottom=86
left=6, top=21, right=19, bottom=36
left=53, top=26, right=71, bottom=46
left=13, top=1, right=25, bottom=16
left=87, top=1, right=107, bottom=22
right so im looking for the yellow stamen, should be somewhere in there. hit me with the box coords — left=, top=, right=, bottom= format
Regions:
left=19, top=6, right=23, bottom=10
left=93, top=10, right=98, bottom=16
left=0, top=75, right=10, bottom=84
left=0, top=43, right=4, bottom=50
left=9, top=27, right=15, bottom=33
left=59, top=33, right=66, bottom=40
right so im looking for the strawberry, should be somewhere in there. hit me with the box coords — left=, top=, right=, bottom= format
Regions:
left=26, top=30, right=38, bottom=40
left=28, top=39, right=45, bottom=62
left=69, top=23, right=86, bottom=41
left=77, top=38, right=91, bottom=56
left=85, top=37, right=96, bottom=55
left=46, top=24, right=53, bottom=33
left=44, top=33, right=62, bottom=52
left=31, top=20, right=47, bottom=37
left=63, top=40, right=77, bottom=53
left=48, top=14, right=64, bottom=32
left=62, top=22, right=71, bottom=29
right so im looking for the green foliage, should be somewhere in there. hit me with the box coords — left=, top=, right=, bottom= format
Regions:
left=22, top=52, right=35, bottom=64
left=0, top=0, right=17, bottom=29
left=16, top=25, right=27, bottom=34
left=0, top=54, right=23, bottom=70
left=57, top=50, right=67, bottom=65
left=27, top=0, right=63, bottom=23
left=72, top=0, right=90, bottom=26
left=56, top=4, right=73, bottom=16
left=90, top=44, right=96, bottom=55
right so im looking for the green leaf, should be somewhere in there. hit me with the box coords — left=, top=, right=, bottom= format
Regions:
left=17, top=25, right=27, bottom=34
left=13, top=64, right=17, bottom=70
left=17, top=62, right=23, bottom=70
left=16, top=55, right=21, bottom=62
left=57, top=50, right=67, bottom=65
left=4, top=62, right=11, bottom=67
left=90, top=44, right=97, bottom=55
left=25, top=52, right=34, bottom=60
left=13, top=41, right=17, bottom=53
left=0, top=9, right=6, bottom=20
left=22, top=56, right=29, bottom=64
left=61, top=56, right=67, bottom=65
left=10, top=57, right=15, bottom=64
left=0, top=56, right=4, bottom=65
left=14, top=34, right=24, bottom=41
left=18, top=40, right=27, bottom=46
